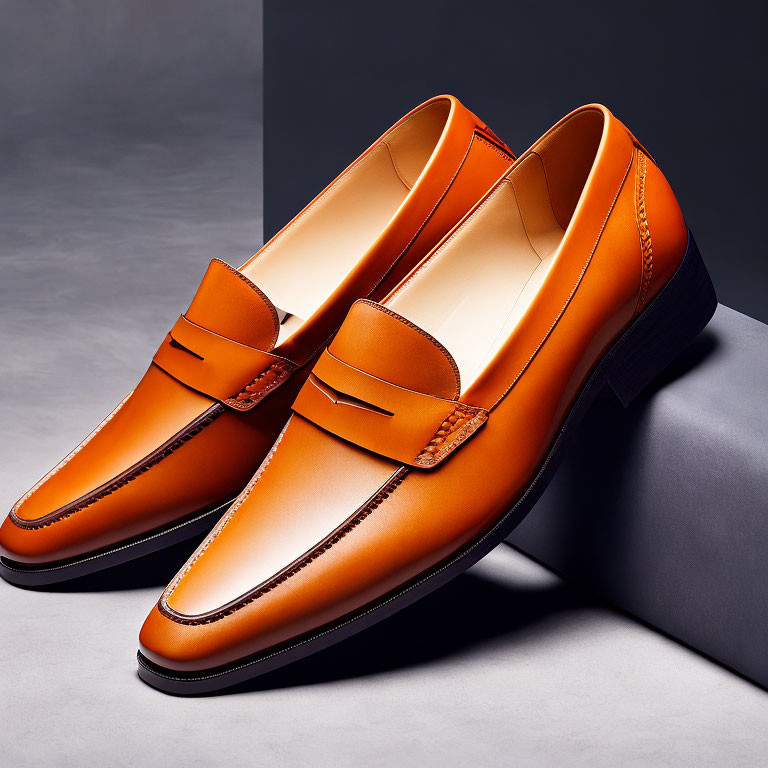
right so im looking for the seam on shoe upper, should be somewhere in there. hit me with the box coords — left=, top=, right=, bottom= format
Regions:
left=475, top=134, right=515, bottom=162
left=158, top=459, right=409, bottom=624
left=10, top=402, right=224, bottom=529
left=634, top=150, right=654, bottom=313
left=352, top=299, right=462, bottom=399
left=158, top=419, right=290, bottom=611
left=488, top=151, right=635, bottom=413
left=381, top=140, right=414, bottom=190
left=150, top=130, right=633, bottom=627
left=9, top=392, right=132, bottom=524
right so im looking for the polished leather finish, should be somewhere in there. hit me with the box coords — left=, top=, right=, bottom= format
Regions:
left=139, top=104, right=693, bottom=673
left=0, top=95, right=513, bottom=568
left=291, top=306, right=488, bottom=468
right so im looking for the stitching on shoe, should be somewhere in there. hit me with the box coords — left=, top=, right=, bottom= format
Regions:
left=158, top=463, right=409, bottom=624
left=634, top=151, right=654, bottom=311
left=475, top=134, right=515, bottom=162
left=10, top=403, right=224, bottom=530
left=9, top=392, right=132, bottom=524
left=158, top=419, right=292, bottom=614
left=413, top=405, right=488, bottom=467
left=223, top=360, right=296, bottom=410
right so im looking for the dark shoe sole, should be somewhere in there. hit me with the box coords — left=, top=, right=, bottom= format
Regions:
left=137, top=232, right=717, bottom=694
left=0, top=500, right=235, bottom=587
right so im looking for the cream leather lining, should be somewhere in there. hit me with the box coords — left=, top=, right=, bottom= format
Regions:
left=240, top=100, right=451, bottom=346
left=387, top=110, right=604, bottom=391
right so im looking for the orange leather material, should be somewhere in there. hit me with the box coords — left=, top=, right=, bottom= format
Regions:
left=2, top=94, right=513, bottom=567
left=268, top=100, right=515, bottom=366
left=1, top=375, right=305, bottom=563
left=635, top=151, right=689, bottom=310
left=185, top=259, right=280, bottom=351
left=139, top=104, right=697, bottom=674
left=291, top=350, right=488, bottom=467
left=328, top=300, right=461, bottom=398
left=152, top=314, right=296, bottom=404
left=10, top=365, right=213, bottom=525
left=163, top=415, right=398, bottom=620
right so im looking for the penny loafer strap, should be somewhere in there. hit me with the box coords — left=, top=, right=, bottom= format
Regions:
left=152, top=314, right=295, bottom=409
left=291, top=349, right=488, bottom=468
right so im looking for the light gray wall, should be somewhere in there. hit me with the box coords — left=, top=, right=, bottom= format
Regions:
left=0, top=0, right=262, bottom=136
left=0, top=0, right=263, bottom=513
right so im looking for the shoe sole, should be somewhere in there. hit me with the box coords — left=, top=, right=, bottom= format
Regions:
left=0, top=500, right=235, bottom=587
left=137, top=231, right=717, bottom=694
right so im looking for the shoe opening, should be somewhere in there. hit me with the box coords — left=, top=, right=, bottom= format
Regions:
left=239, top=98, right=452, bottom=346
left=384, top=107, right=606, bottom=391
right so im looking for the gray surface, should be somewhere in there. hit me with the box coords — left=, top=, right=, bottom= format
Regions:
left=2, top=547, right=768, bottom=767
left=508, top=305, right=768, bottom=688
left=1, top=2, right=767, bottom=766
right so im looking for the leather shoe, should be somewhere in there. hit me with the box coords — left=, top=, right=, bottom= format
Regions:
left=0, top=95, right=513, bottom=585
left=138, top=104, right=716, bottom=693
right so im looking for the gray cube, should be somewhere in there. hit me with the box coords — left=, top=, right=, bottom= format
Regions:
left=507, top=304, right=768, bottom=688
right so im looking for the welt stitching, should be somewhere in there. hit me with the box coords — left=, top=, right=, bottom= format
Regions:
left=11, top=405, right=224, bottom=530
left=355, top=299, right=461, bottom=399
left=159, top=467, right=409, bottom=625
left=489, top=152, right=635, bottom=413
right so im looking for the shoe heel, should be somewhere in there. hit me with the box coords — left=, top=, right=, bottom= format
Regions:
left=605, top=231, right=717, bottom=407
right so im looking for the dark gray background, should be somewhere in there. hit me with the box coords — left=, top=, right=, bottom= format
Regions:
left=1, top=3, right=767, bottom=766
left=264, top=0, right=768, bottom=323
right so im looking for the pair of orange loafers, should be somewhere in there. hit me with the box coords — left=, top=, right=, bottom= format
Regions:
left=0, top=96, right=716, bottom=694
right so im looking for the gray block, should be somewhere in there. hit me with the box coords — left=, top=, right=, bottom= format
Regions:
left=507, top=304, right=768, bottom=688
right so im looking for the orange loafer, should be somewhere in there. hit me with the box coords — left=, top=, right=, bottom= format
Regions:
left=138, top=104, right=716, bottom=693
left=0, top=95, right=513, bottom=585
